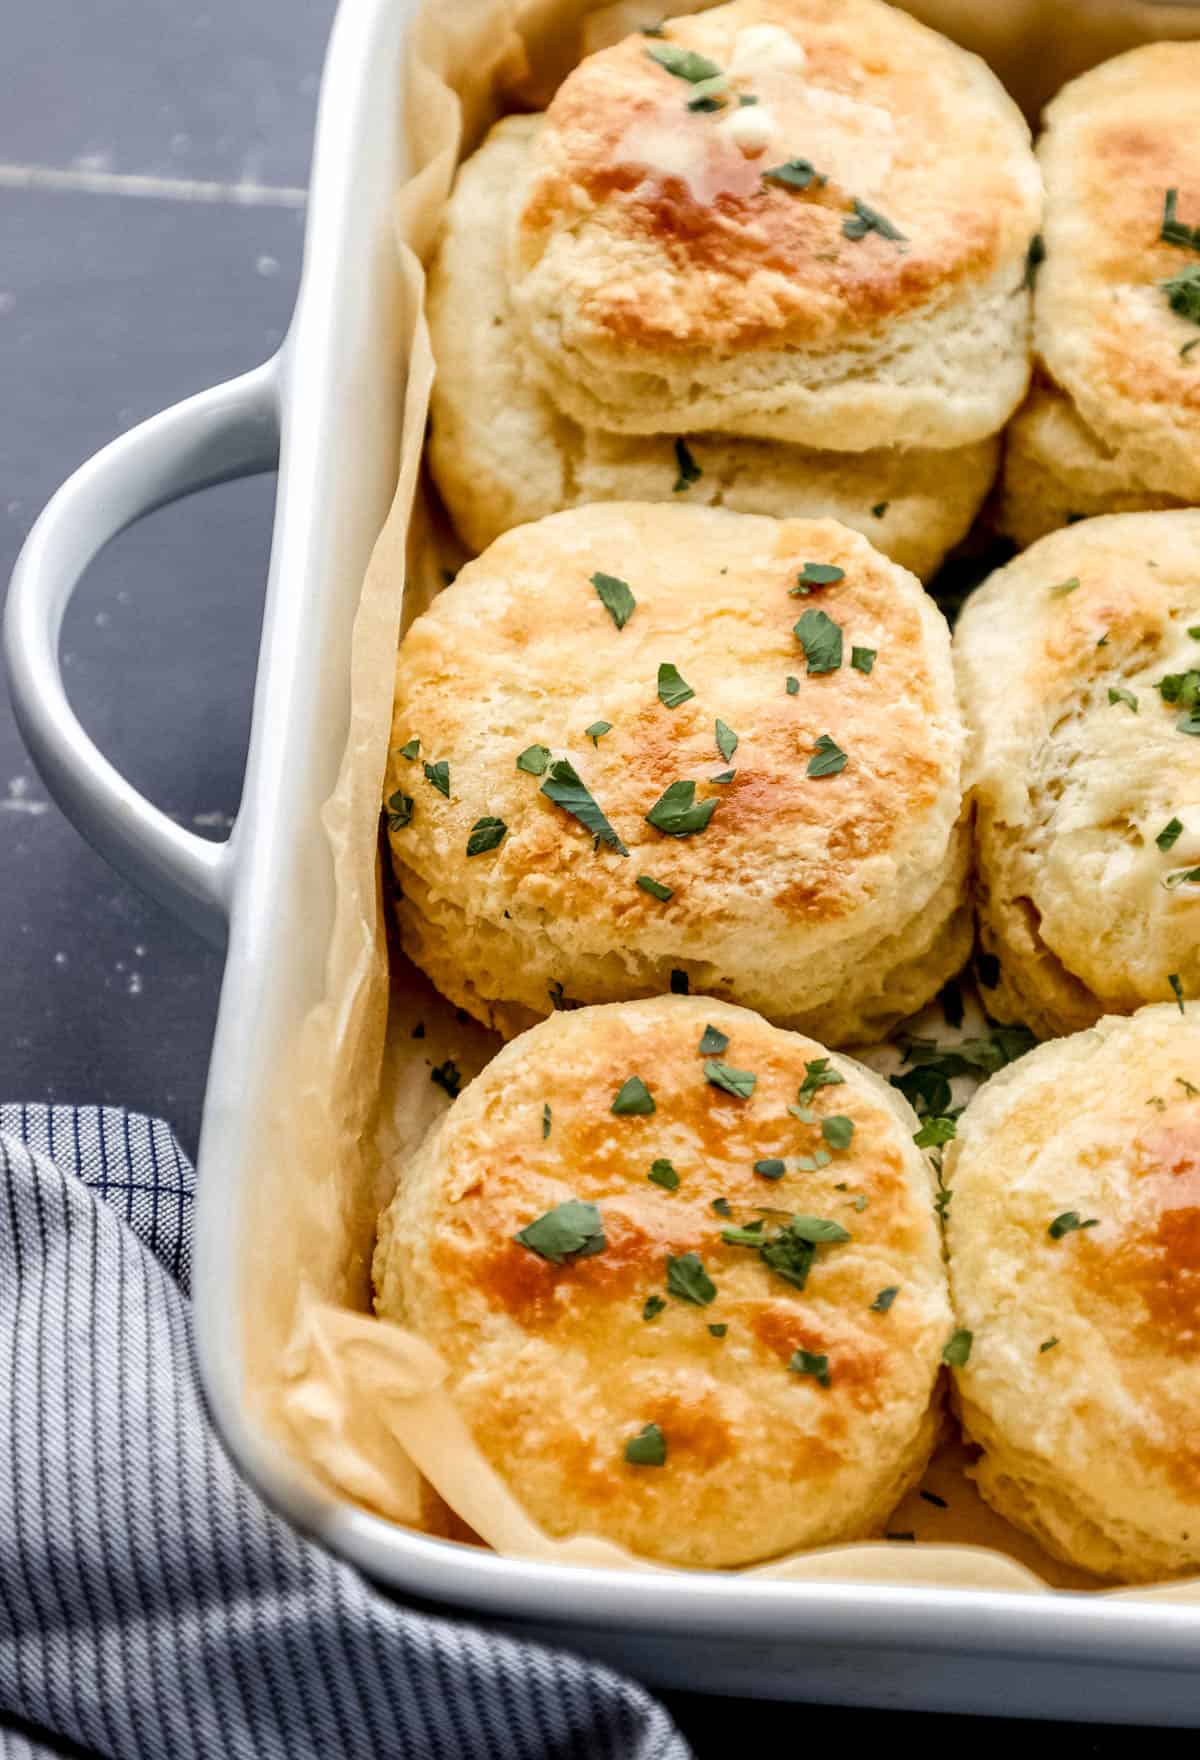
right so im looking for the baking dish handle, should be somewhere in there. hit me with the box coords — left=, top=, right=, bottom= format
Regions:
left=3, top=359, right=280, bottom=948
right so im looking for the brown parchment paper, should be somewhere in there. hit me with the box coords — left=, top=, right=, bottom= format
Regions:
left=240, top=0, right=1200, bottom=1598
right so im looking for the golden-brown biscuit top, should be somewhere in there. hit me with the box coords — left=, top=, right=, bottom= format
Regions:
left=387, top=504, right=961, bottom=960
left=376, top=997, right=949, bottom=1567
left=512, top=0, right=1038, bottom=354
left=947, top=1006, right=1200, bottom=1567
left=1036, top=43, right=1200, bottom=494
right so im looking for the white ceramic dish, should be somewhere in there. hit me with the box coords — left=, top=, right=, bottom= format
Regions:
left=8, top=0, right=1200, bottom=1721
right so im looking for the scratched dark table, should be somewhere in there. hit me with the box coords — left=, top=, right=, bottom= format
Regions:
left=0, top=2, right=1189, bottom=1751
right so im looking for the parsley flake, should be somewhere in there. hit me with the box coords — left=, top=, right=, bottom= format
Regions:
left=795, top=607, right=844, bottom=674
left=708, top=1322, right=728, bottom=1338
left=871, top=1286, right=899, bottom=1313
left=624, top=1421, right=666, bottom=1466
left=786, top=675, right=800, bottom=695
left=942, top=1328, right=973, bottom=1367
left=821, top=1115, right=854, bottom=1150
left=1171, top=972, right=1187, bottom=1012
left=515, top=1199, right=606, bottom=1264
left=516, top=744, right=551, bottom=775
left=762, top=158, right=827, bottom=191
left=591, top=571, right=636, bottom=630
left=643, top=1294, right=667, bottom=1321
left=914, top=1115, right=957, bottom=1149
left=843, top=198, right=905, bottom=243
left=794, top=561, right=844, bottom=591
left=1024, top=232, right=1045, bottom=288
left=698, top=1024, right=729, bottom=1056
left=1158, top=817, right=1184, bottom=851
left=648, top=1158, right=680, bottom=1192
left=667, top=1251, right=717, bottom=1306
left=851, top=646, right=876, bottom=674
left=1048, top=1211, right=1099, bottom=1239
left=645, top=779, right=718, bottom=836
left=1161, top=262, right=1200, bottom=324
left=542, top=1103, right=551, bottom=1139
left=1039, top=1336, right=1059, bottom=1353
left=541, top=758, right=628, bottom=854
left=397, top=738, right=420, bottom=760
left=586, top=721, right=612, bottom=747
left=466, top=816, right=507, bottom=857
left=1161, top=188, right=1200, bottom=250
left=754, top=1158, right=786, bottom=1180
left=712, top=1197, right=732, bottom=1217
left=637, top=874, right=673, bottom=901
left=646, top=42, right=722, bottom=82
left=658, top=662, right=695, bottom=708
left=386, top=790, right=414, bottom=831
left=612, top=1076, right=655, bottom=1116
left=673, top=437, right=702, bottom=492
left=797, top=1059, right=845, bottom=1106
left=788, top=1348, right=830, bottom=1387
left=1163, top=865, right=1200, bottom=890
left=807, top=734, right=847, bottom=777
left=704, top=1060, right=756, bottom=1099
left=1048, top=577, right=1080, bottom=598
left=715, top=719, right=738, bottom=762
left=424, top=760, right=450, bottom=798
left=1108, top=686, right=1138, bottom=713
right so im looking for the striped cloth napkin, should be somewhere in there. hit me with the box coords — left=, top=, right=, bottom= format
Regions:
left=0, top=1106, right=689, bottom=1760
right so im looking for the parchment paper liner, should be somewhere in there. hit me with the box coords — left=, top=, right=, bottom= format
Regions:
left=238, top=0, right=1200, bottom=1601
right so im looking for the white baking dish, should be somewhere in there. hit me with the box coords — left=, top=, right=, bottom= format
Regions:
left=8, top=0, right=1200, bottom=1722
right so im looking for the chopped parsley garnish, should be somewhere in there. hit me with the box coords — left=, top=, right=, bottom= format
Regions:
left=942, top=1328, right=973, bottom=1367
left=699, top=1024, right=729, bottom=1056
left=871, top=1286, right=899, bottom=1313
left=591, top=571, right=636, bottom=630
left=807, top=734, right=847, bottom=777
left=673, top=437, right=702, bottom=492
left=648, top=1157, right=680, bottom=1192
left=786, top=675, right=800, bottom=695
left=1156, top=669, right=1200, bottom=707
left=612, top=1075, right=655, bottom=1116
left=516, top=744, right=551, bottom=775
left=844, top=199, right=905, bottom=243
left=431, top=1060, right=461, bottom=1098
left=851, top=646, right=876, bottom=674
left=712, top=1197, right=732, bottom=1217
left=1178, top=1075, right=1200, bottom=1096
left=1108, top=686, right=1138, bottom=713
left=1048, top=577, right=1080, bottom=598
left=542, top=1103, right=551, bottom=1139
left=423, top=759, right=450, bottom=797
left=721, top=1213, right=850, bottom=1293
left=754, top=1158, right=786, bottom=1180
left=645, top=779, right=718, bottom=836
left=515, top=1199, right=606, bottom=1264
left=624, top=1421, right=666, bottom=1466
left=466, top=816, right=507, bottom=857
left=1048, top=1211, right=1099, bottom=1240
left=710, top=769, right=736, bottom=784
left=666, top=1251, right=717, bottom=1306
left=762, top=159, right=827, bottom=191
left=795, top=607, right=844, bottom=674
left=1161, top=262, right=1200, bottom=324
left=643, top=1294, right=666, bottom=1321
left=1171, top=972, right=1187, bottom=1012
left=1178, top=710, right=1200, bottom=736
left=821, top=1115, right=854, bottom=1150
left=645, top=41, right=722, bottom=82
left=670, top=968, right=689, bottom=994
left=386, top=790, right=414, bottom=831
left=541, top=758, right=628, bottom=854
left=913, top=1115, right=957, bottom=1149
left=715, top=719, right=738, bottom=762
left=686, top=75, right=727, bottom=112
left=1023, top=232, right=1045, bottom=288
left=397, top=737, right=420, bottom=760
left=891, top=1025, right=1036, bottom=1116
left=788, top=1348, right=830, bottom=1387
left=1161, top=187, right=1200, bottom=250
left=793, top=562, right=845, bottom=592
left=658, top=662, right=695, bottom=708
left=871, top=501, right=889, bottom=518
left=796, top=1059, right=845, bottom=1107
left=708, top=1323, right=728, bottom=1338
left=637, top=874, right=673, bottom=901
left=1039, top=1336, right=1059, bottom=1353
left=1163, top=865, right=1200, bottom=890
left=586, top=721, right=612, bottom=747
left=704, top=1060, right=756, bottom=1099
left=1158, top=817, right=1184, bottom=851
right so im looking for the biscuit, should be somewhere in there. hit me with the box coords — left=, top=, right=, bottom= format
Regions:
left=386, top=504, right=969, bottom=1045
left=955, top=511, right=1200, bottom=1039
left=999, top=382, right=1184, bottom=552
left=374, top=995, right=952, bottom=1568
left=428, top=116, right=1000, bottom=580
left=507, top=0, right=1040, bottom=449
left=1031, top=43, right=1200, bottom=513
left=945, top=1004, right=1200, bottom=1582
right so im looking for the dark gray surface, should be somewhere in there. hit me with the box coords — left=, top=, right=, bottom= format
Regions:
left=0, top=3, right=1184, bottom=1748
